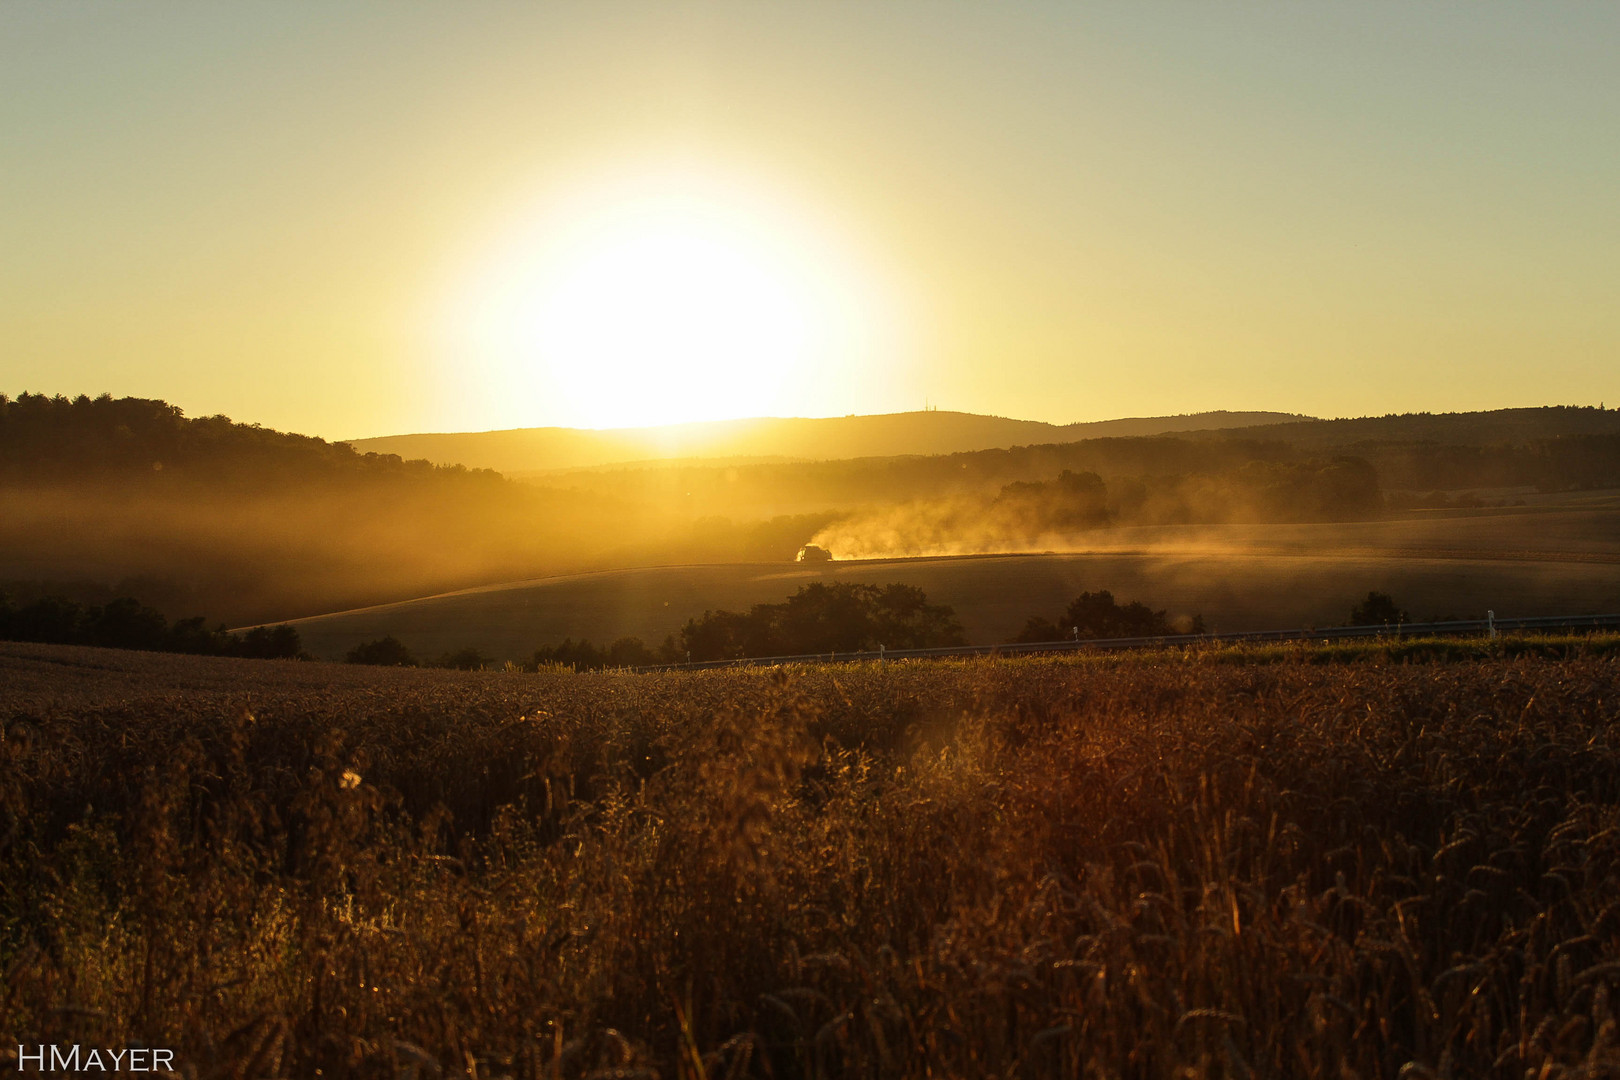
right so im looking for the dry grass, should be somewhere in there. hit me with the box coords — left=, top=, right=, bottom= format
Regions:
left=3, top=640, right=1620, bottom=1077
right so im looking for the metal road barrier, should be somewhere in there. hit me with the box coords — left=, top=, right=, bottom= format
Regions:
left=631, top=613, right=1620, bottom=673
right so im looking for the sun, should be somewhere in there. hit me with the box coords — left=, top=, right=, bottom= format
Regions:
left=525, top=207, right=812, bottom=428
left=447, top=164, right=901, bottom=431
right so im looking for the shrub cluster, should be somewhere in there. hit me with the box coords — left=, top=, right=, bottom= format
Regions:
left=344, top=637, right=498, bottom=670
left=1350, top=590, right=1411, bottom=626
left=677, top=581, right=965, bottom=661
left=525, top=636, right=662, bottom=670
left=1016, top=588, right=1202, bottom=642
left=346, top=635, right=664, bottom=672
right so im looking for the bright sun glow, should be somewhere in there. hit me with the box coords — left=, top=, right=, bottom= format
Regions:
left=447, top=163, right=906, bottom=430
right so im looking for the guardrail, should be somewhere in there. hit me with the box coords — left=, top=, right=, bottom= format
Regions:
left=632, top=612, right=1620, bottom=672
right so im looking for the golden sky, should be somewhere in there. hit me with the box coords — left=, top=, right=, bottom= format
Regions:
left=3, top=3, right=1617, bottom=438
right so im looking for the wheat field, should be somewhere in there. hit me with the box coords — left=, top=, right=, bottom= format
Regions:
left=3, top=638, right=1619, bottom=1077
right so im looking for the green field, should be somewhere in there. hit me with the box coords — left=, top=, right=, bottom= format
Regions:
left=278, top=504, right=1620, bottom=661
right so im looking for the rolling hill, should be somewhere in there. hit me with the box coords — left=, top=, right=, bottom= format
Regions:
left=346, top=409, right=1312, bottom=475
left=1194, top=406, right=1620, bottom=451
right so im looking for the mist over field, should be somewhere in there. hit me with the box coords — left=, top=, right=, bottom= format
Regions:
left=4, top=394, right=1620, bottom=639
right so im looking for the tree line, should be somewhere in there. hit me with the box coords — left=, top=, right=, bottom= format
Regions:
left=0, top=391, right=501, bottom=488
left=0, top=591, right=305, bottom=658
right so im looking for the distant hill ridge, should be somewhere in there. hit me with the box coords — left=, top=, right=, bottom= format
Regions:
left=1190, top=406, right=1620, bottom=450
left=347, top=410, right=1312, bottom=474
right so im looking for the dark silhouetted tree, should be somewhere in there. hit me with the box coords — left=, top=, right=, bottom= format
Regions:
left=1349, top=591, right=1408, bottom=626
left=433, top=647, right=492, bottom=670
left=992, top=469, right=1110, bottom=536
left=91, top=596, right=169, bottom=650
left=527, top=636, right=658, bottom=671
left=234, top=624, right=305, bottom=659
left=166, top=615, right=234, bottom=655
left=2, top=595, right=89, bottom=644
left=1015, top=589, right=1197, bottom=642
left=1014, top=616, right=1064, bottom=643
left=678, top=609, right=765, bottom=662
left=346, top=635, right=417, bottom=666
left=1064, top=590, right=1172, bottom=639
left=604, top=637, right=657, bottom=667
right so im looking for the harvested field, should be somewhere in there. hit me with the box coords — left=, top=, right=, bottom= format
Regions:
left=278, top=506, right=1620, bottom=661
left=4, top=639, right=1620, bottom=1076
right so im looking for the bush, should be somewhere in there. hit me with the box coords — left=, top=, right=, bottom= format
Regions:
left=526, top=636, right=661, bottom=671
left=232, top=624, right=306, bottom=659
left=432, top=646, right=493, bottom=671
left=679, top=582, right=964, bottom=661
left=346, top=635, right=418, bottom=666
left=1015, top=589, right=1199, bottom=642
left=1349, top=591, right=1408, bottom=626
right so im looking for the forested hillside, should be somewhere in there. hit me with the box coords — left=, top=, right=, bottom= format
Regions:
left=0, top=394, right=602, bottom=623
left=1, top=392, right=494, bottom=486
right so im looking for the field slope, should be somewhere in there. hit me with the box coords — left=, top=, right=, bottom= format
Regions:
left=276, top=504, right=1620, bottom=661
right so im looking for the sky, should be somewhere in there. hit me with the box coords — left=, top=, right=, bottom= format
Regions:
left=3, top=2, right=1617, bottom=439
